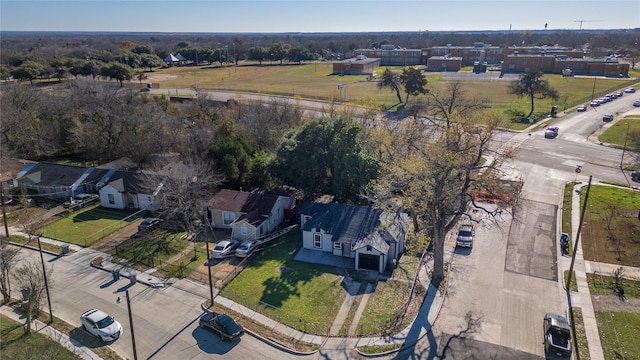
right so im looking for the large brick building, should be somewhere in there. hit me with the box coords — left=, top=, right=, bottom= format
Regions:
left=343, top=42, right=629, bottom=77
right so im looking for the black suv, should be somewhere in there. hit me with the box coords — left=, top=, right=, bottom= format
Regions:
left=199, top=311, right=244, bottom=341
left=544, top=313, right=572, bottom=358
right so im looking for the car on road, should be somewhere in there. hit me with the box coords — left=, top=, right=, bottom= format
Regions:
left=80, top=309, right=122, bottom=342
left=589, top=100, right=599, bottom=107
left=63, top=193, right=99, bottom=209
left=632, top=171, right=640, bottom=183
left=544, top=127, right=559, bottom=139
left=576, top=104, right=586, bottom=112
left=456, top=225, right=475, bottom=248
left=210, top=239, right=239, bottom=259
left=235, top=239, right=258, bottom=258
left=633, top=100, right=640, bottom=107
left=625, top=87, right=635, bottom=93
left=199, top=311, right=244, bottom=341
left=603, top=114, right=614, bottom=122
left=138, top=217, right=162, bottom=232
left=543, top=313, right=572, bottom=358
left=615, top=91, right=623, bottom=98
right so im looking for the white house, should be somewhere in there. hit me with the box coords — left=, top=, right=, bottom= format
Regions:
left=299, top=203, right=408, bottom=273
left=97, top=170, right=165, bottom=210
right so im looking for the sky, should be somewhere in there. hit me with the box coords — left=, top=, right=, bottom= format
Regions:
left=1, top=0, right=638, bottom=33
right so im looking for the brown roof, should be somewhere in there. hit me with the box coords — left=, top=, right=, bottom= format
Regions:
left=207, top=188, right=286, bottom=227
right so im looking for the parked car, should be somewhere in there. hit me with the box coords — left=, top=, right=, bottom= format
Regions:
left=199, top=311, right=244, bottom=341
left=615, top=91, right=623, bottom=98
left=138, top=217, right=162, bottom=232
left=235, top=240, right=258, bottom=258
left=624, top=87, right=635, bottom=93
left=631, top=171, right=640, bottom=183
left=589, top=100, right=599, bottom=107
left=633, top=100, right=640, bottom=107
left=576, top=104, right=586, bottom=112
left=80, top=309, right=122, bottom=342
left=543, top=313, right=572, bottom=358
left=456, top=225, right=475, bottom=248
left=544, top=127, right=559, bottom=139
left=603, top=114, right=614, bottom=122
left=210, top=239, right=239, bottom=259
left=63, top=193, right=99, bottom=208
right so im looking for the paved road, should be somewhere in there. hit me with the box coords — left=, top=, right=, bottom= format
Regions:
left=12, top=248, right=299, bottom=360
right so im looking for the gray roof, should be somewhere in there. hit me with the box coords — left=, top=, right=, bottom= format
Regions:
left=15, top=162, right=110, bottom=189
left=301, top=203, right=407, bottom=245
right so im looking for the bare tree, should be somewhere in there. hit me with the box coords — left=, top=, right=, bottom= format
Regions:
left=0, top=243, right=21, bottom=304
left=14, top=259, right=51, bottom=334
left=147, top=159, right=224, bottom=235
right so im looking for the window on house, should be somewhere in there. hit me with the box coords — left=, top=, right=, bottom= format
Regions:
left=333, top=242, right=342, bottom=250
left=108, top=194, right=115, bottom=205
left=223, top=211, right=235, bottom=225
left=367, top=245, right=372, bottom=252
left=351, top=242, right=357, bottom=251
left=313, top=233, right=322, bottom=249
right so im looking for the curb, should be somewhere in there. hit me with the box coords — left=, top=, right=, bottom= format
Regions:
left=89, top=257, right=168, bottom=289
left=198, top=302, right=319, bottom=356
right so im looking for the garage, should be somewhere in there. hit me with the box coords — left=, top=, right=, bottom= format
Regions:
left=358, top=253, right=380, bottom=271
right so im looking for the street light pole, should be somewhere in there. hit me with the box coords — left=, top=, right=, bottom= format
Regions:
left=620, top=122, right=630, bottom=169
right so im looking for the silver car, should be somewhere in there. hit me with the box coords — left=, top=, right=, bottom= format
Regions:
left=210, top=239, right=240, bottom=259
left=80, top=309, right=122, bottom=342
left=235, top=240, right=258, bottom=258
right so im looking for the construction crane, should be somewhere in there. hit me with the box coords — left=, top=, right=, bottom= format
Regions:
left=574, top=20, right=600, bottom=30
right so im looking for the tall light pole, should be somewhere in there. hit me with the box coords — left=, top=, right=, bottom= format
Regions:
left=620, top=122, right=631, bottom=175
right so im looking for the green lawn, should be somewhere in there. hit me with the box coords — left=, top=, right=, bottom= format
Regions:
left=156, top=242, right=208, bottom=278
left=569, top=307, right=590, bottom=360
left=599, top=116, right=640, bottom=149
left=595, top=311, right=640, bottom=360
left=357, top=279, right=413, bottom=335
left=40, top=207, right=141, bottom=247
left=220, top=232, right=344, bottom=334
left=0, top=315, right=81, bottom=360
left=581, top=185, right=640, bottom=221
left=587, top=274, right=640, bottom=299
left=113, top=230, right=191, bottom=268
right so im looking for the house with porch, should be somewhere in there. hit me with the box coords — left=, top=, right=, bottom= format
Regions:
left=205, top=188, right=296, bottom=241
left=299, top=203, right=408, bottom=273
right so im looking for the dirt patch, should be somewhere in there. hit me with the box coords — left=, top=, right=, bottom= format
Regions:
left=89, top=221, right=140, bottom=252
left=591, top=294, right=640, bottom=313
left=581, top=218, right=640, bottom=267
left=145, top=73, right=180, bottom=82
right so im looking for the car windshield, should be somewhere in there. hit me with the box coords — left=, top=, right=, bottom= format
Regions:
left=213, top=245, right=225, bottom=251
left=551, top=328, right=571, bottom=346
left=459, top=231, right=473, bottom=237
left=96, top=315, right=115, bottom=329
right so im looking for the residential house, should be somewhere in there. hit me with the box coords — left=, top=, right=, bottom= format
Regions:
left=13, top=162, right=110, bottom=201
left=299, top=203, right=408, bottom=273
left=206, top=188, right=296, bottom=241
left=96, top=170, right=165, bottom=210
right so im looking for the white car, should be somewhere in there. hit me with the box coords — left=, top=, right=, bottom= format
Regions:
left=80, top=309, right=122, bottom=342
left=210, top=239, right=239, bottom=260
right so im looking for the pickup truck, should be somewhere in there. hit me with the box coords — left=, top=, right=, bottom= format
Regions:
left=456, top=225, right=475, bottom=248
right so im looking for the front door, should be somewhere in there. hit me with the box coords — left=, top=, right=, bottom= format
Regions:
left=342, top=242, right=351, bottom=257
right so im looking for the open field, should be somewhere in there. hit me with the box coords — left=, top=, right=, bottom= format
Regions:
left=599, top=116, right=640, bottom=149
left=580, top=185, right=640, bottom=267
left=147, top=62, right=638, bottom=118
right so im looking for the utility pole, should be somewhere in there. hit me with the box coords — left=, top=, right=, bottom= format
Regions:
left=36, top=236, right=53, bottom=323
left=1, top=190, right=9, bottom=238
left=566, top=176, right=592, bottom=290
left=125, top=289, right=138, bottom=360
left=204, top=213, right=214, bottom=306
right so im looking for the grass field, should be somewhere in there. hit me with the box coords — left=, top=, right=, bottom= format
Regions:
left=220, top=232, right=344, bottom=334
left=595, top=311, right=640, bottom=360
left=150, top=62, right=637, bottom=120
left=0, top=315, right=81, bottom=360
left=40, top=207, right=142, bottom=247
left=599, top=116, right=640, bottom=148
